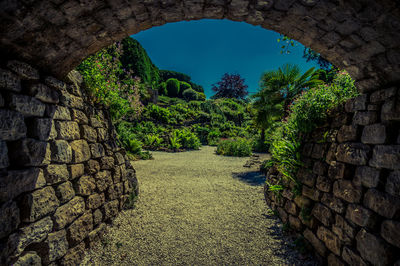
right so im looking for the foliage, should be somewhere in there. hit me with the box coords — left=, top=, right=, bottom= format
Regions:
left=303, top=47, right=332, bottom=70
left=166, top=78, right=181, bottom=97
left=172, top=129, right=201, bottom=150
left=180, top=81, right=192, bottom=93
left=277, top=35, right=297, bottom=55
left=211, top=73, right=249, bottom=100
left=160, top=70, right=204, bottom=93
left=157, top=82, right=167, bottom=96
left=197, top=92, right=206, bottom=101
left=143, top=134, right=163, bottom=149
left=145, top=104, right=171, bottom=123
left=216, top=138, right=252, bottom=157
left=182, top=88, right=198, bottom=101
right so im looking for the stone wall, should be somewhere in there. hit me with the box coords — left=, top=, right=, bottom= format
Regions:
left=264, top=87, right=400, bottom=265
left=0, top=60, right=139, bottom=265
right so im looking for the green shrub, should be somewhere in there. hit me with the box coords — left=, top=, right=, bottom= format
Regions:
left=146, top=104, right=171, bottom=123
left=125, top=139, right=143, bottom=155
left=169, top=135, right=181, bottom=151
left=180, top=81, right=192, bottom=93
left=143, top=134, right=163, bottom=149
left=157, top=82, right=167, bottom=96
left=197, top=92, right=206, bottom=101
left=182, top=88, right=198, bottom=101
left=216, top=138, right=252, bottom=157
left=166, top=78, right=180, bottom=97
left=172, top=129, right=201, bottom=150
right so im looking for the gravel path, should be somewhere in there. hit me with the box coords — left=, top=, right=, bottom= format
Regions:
left=82, top=146, right=315, bottom=265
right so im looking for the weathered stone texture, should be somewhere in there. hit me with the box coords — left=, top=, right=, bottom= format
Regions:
left=363, top=189, right=400, bottom=219
left=9, top=94, right=46, bottom=117
left=7, top=60, right=39, bottom=80
left=56, top=121, right=80, bottom=140
left=67, top=211, right=93, bottom=245
left=345, top=204, right=376, bottom=228
left=336, top=143, right=370, bottom=165
left=0, top=68, right=21, bottom=92
left=333, top=180, right=362, bottom=203
left=0, top=110, right=26, bottom=141
left=381, top=220, right=400, bottom=248
left=312, top=203, right=333, bottom=226
left=361, top=124, right=386, bottom=144
left=8, top=138, right=50, bottom=166
left=0, top=140, right=9, bottom=168
left=70, top=139, right=91, bottom=163
left=56, top=181, right=75, bottom=203
left=50, top=140, right=72, bottom=163
left=0, top=201, right=20, bottom=238
left=53, top=197, right=85, bottom=230
left=45, top=164, right=69, bottom=184
left=29, top=118, right=55, bottom=141
left=356, top=229, right=393, bottom=266
left=369, top=145, right=400, bottom=170
left=317, top=226, right=341, bottom=256
left=386, top=171, right=400, bottom=196
left=29, top=83, right=59, bottom=104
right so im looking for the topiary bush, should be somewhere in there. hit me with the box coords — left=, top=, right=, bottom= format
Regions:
left=182, top=88, right=198, bottom=101
left=166, top=78, right=180, bottom=97
left=180, top=81, right=192, bottom=94
left=197, top=92, right=206, bottom=101
left=157, top=82, right=167, bottom=96
left=216, top=138, right=252, bottom=157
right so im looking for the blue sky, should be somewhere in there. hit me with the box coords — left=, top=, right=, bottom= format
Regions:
left=132, top=19, right=318, bottom=98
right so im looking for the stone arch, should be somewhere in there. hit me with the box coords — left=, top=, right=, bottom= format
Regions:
left=1, top=0, right=400, bottom=91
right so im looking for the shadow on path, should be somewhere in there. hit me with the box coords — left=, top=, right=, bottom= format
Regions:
left=232, top=171, right=266, bottom=186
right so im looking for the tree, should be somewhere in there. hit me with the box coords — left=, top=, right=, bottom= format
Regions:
left=211, top=73, right=249, bottom=99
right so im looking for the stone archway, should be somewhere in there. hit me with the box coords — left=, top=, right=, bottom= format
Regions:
left=1, top=0, right=400, bottom=265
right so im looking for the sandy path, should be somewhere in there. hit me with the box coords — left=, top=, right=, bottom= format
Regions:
left=82, top=146, right=314, bottom=265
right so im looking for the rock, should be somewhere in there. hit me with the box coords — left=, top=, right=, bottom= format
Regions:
left=336, top=143, right=370, bottom=165
left=71, top=109, right=88, bottom=124
left=353, top=111, right=378, bottom=125
left=100, top=156, right=115, bottom=170
left=356, top=229, right=393, bottom=266
left=86, top=193, right=105, bottom=209
left=50, top=106, right=71, bottom=120
left=381, top=98, right=400, bottom=122
left=284, top=200, right=298, bottom=215
left=80, top=125, right=97, bottom=143
left=337, top=125, right=358, bottom=143
left=0, top=110, right=27, bottom=141
left=53, top=197, right=85, bottom=230
left=39, top=229, right=69, bottom=264
left=288, top=215, right=302, bottom=231
left=313, top=161, right=327, bottom=175
left=60, top=241, right=85, bottom=265
left=28, top=118, right=55, bottom=141
left=0, top=201, right=20, bottom=239
left=0, top=68, right=21, bottom=92
left=296, top=168, right=316, bottom=187
left=97, top=127, right=108, bottom=142
left=342, top=247, right=367, bottom=266
left=86, top=159, right=100, bottom=174
left=332, top=214, right=355, bottom=244
left=0, top=140, right=9, bottom=168
left=29, top=83, right=59, bottom=104
left=90, top=143, right=105, bottom=158
left=70, top=140, right=91, bottom=163
left=294, top=195, right=312, bottom=208
left=354, top=166, right=380, bottom=188
left=93, top=209, right=103, bottom=225
left=381, top=220, right=400, bottom=248
left=7, top=60, right=39, bottom=80
left=333, top=180, right=362, bottom=203
left=66, top=70, right=83, bottom=94
left=321, top=193, right=345, bottom=213
left=345, top=94, right=367, bottom=112
left=345, top=203, right=377, bottom=228
left=56, top=181, right=75, bottom=204
left=369, top=145, right=400, bottom=170
left=60, top=92, right=84, bottom=109
left=113, top=166, right=121, bottom=183
left=311, top=143, right=326, bottom=159
left=361, top=124, right=386, bottom=144
left=45, top=164, right=69, bottom=184
left=312, top=203, right=333, bottom=226
left=316, top=176, right=331, bottom=192
left=67, top=211, right=93, bottom=245
left=69, top=164, right=84, bottom=179
left=114, top=152, right=125, bottom=165
left=327, top=161, right=347, bottom=179
left=102, top=200, right=119, bottom=220
left=7, top=217, right=53, bottom=256
left=8, top=138, right=50, bottom=166
left=12, top=251, right=42, bottom=265
left=50, top=140, right=72, bottom=163
left=74, top=175, right=96, bottom=196
left=19, top=186, right=59, bottom=222
left=303, top=228, right=327, bottom=256
left=88, top=223, right=107, bottom=248
left=316, top=226, right=341, bottom=255
left=95, top=170, right=113, bottom=192
left=327, top=253, right=345, bottom=266
left=56, top=121, right=80, bottom=140
left=370, top=87, right=397, bottom=102
left=0, top=168, right=46, bottom=202
left=386, top=171, right=400, bottom=196
left=363, top=188, right=400, bottom=219
left=45, top=76, right=66, bottom=91
left=9, top=94, right=46, bottom=117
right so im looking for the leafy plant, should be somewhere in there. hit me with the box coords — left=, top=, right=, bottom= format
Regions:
left=182, top=88, right=198, bottom=101
left=216, top=138, right=252, bottom=157
left=166, top=78, right=180, bottom=97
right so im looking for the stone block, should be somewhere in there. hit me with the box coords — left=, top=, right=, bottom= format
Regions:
left=381, top=98, right=400, bottom=122
left=95, top=170, right=113, bottom=192
left=113, top=166, right=121, bottom=183
left=370, top=87, right=397, bottom=103
left=100, top=156, right=115, bottom=170
left=38, top=229, right=69, bottom=264
left=303, top=228, right=327, bottom=257
left=87, top=193, right=105, bottom=209
left=293, top=195, right=312, bottom=208
left=53, top=196, right=85, bottom=230
left=316, top=226, right=341, bottom=256
left=353, top=111, right=378, bottom=125
left=345, top=203, right=377, bottom=228
left=342, top=247, right=367, bottom=266
left=67, top=211, right=93, bottom=245
left=336, top=143, right=370, bottom=165
left=97, top=127, right=108, bottom=142
left=8, top=138, right=50, bottom=166
left=361, top=124, right=386, bottom=144
left=7, top=217, right=53, bottom=257
left=0, top=110, right=27, bottom=141
left=333, top=180, right=362, bottom=203
left=282, top=188, right=294, bottom=200
left=56, top=181, right=75, bottom=204
left=9, top=94, right=45, bottom=117
left=69, top=163, right=84, bottom=179
left=60, top=241, right=85, bottom=266
left=369, top=145, right=400, bottom=170
left=316, top=176, right=331, bottom=192
left=70, top=139, right=91, bottom=163
left=102, top=200, right=119, bottom=220
left=288, top=215, right=302, bottom=231
left=0, top=140, right=9, bottom=168
left=60, top=92, right=84, bottom=109
left=86, top=159, right=100, bottom=174
left=88, top=223, right=107, bottom=248
left=0, top=168, right=46, bottom=202
left=29, top=83, right=59, bottom=104
left=311, top=143, right=326, bottom=159
left=321, top=193, right=344, bottom=213
left=337, top=125, right=358, bottom=143
left=296, top=168, right=316, bottom=187
left=74, top=175, right=96, bottom=196
left=51, top=106, right=71, bottom=120
left=381, top=220, right=400, bottom=248
left=80, top=125, right=97, bottom=143
left=90, top=143, right=105, bottom=158
left=345, top=94, right=367, bottom=112
left=93, top=209, right=103, bottom=225
left=354, top=166, right=380, bottom=188
left=45, top=76, right=66, bottom=91
left=45, top=164, right=69, bottom=184
left=327, top=161, right=347, bottom=179
left=71, top=109, right=88, bottom=124
left=0, top=201, right=20, bottom=239
left=363, top=188, right=400, bottom=219
left=114, top=152, right=125, bottom=165
left=12, top=251, right=41, bottom=265
left=302, top=185, right=320, bottom=201
left=356, top=229, right=393, bottom=266
left=332, top=215, right=355, bottom=244
left=7, top=60, right=39, bottom=80
left=28, top=118, right=55, bottom=141
left=312, top=203, right=333, bottom=226
left=386, top=170, right=400, bottom=196
left=284, top=200, right=298, bottom=216
left=327, top=253, right=345, bottom=266
left=56, top=121, right=80, bottom=140
left=19, top=186, right=59, bottom=223
left=313, top=161, right=327, bottom=175
left=0, top=68, right=21, bottom=92
left=50, top=140, right=72, bottom=163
